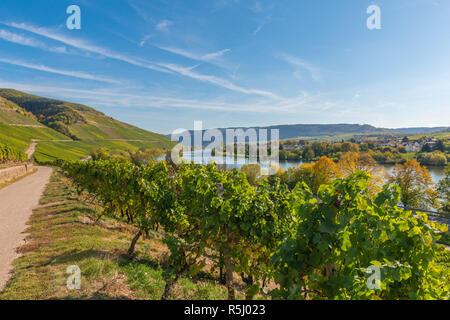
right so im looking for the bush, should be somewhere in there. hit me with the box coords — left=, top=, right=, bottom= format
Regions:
left=417, top=151, right=448, bottom=166
left=0, top=143, right=27, bottom=163
left=272, top=172, right=449, bottom=300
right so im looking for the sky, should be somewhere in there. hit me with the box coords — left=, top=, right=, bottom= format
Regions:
left=0, top=0, right=449, bottom=134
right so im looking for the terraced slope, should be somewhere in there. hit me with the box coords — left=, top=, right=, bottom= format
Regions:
left=0, top=89, right=174, bottom=163
left=0, top=98, right=71, bottom=153
left=0, top=89, right=171, bottom=144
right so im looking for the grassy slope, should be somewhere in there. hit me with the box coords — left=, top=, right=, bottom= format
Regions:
left=0, top=170, right=253, bottom=300
left=0, top=89, right=172, bottom=144
left=0, top=96, right=71, bottom=151
left=0, top=123, right=70, bottom=152
left=0, top=89, right=174, bottom=162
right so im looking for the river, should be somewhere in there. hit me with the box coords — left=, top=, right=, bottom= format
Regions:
left=179, top=150, right=447, bottom=184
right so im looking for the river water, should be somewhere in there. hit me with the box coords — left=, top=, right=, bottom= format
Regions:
left=179, top=150, right=446, bottom=184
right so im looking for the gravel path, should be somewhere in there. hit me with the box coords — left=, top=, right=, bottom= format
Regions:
left=0, top=166, right=52, bottom=290
left=25, top=142, right=37, bottom=160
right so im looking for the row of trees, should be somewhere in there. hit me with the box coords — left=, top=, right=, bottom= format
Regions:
left=90, top=147, right=165, bottom=164
left=60, top=158, right=449, bottom=300
left=417, top=151, right=448, bottom=166
left=279, top=139, right=449, bottom=166
left=0, top=143, right=28, bottom=163
left=243, top=154, right=443, bottom=211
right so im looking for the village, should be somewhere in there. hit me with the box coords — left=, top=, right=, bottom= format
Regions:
left=281, top=135, right=447, bottom=154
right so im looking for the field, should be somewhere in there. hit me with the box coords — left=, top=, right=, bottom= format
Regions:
left=0, top=170, right=255, bottom=300
left=2, top=164, right=448, bottom=300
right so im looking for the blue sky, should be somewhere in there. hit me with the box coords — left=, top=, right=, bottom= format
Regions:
left=0, top=0, right=449, bottom=133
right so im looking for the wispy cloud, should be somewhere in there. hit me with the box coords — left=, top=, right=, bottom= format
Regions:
left=158, top=62, right=282, bottom=99
left=0, top=29, right=67, bottom=53
left=156, top=20, right=173, bottom=32
left=3, top=22, right=170, bottom=74
left=156, top=45, right=231, bottom=62
left=0, top=80, right=316, bottom=115
left=139, top=34, right=152, bottom=47
left=280, top=54, right=322, bottom=83
left=253, top=16, right=271, bottom=35
left=0, top=57, right=119, bottom=84
left=3, top=21, right=282, bottom=99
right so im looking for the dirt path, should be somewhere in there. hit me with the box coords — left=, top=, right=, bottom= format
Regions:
left=9, top=124, right=46, bottom=128
left=25, top=142, right=37, bottom=160
left=0, top=166, right=52, bottom=290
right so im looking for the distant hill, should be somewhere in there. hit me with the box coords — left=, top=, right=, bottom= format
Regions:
left=0, top=89, right=174, bottom=162
left=169, top=123, right=450, bottom=145
left=169, top=123, right=397, bottom=145
left=394, top=127, right=449, bottom=134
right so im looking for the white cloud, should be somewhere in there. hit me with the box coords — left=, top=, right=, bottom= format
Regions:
left=0, top=29, right=68, bottom=53
left=156, top=20, right=173, bottom=32
left=253, top=16, right=271, bottom=36
left=139, top=34, right=152, bottom=47
left=0, top=57, right=119, bottom=84
left=280, top=54, right=322, bottom=83
left=3, top=22, right=284, bottom=100
left=202, top=48, right=231, bottom=60
left=156, top=45, right=230, bottom=62
left=0, top=80, right=318, bottom=114
left=158, top=62, right=282, bottom=99
left=3, top=22, right=170, bottom=74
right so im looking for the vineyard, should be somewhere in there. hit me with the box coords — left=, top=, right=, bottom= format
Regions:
left=59, top=159, right=450, bottom=300
left=0, top=143, right=28, bottom=163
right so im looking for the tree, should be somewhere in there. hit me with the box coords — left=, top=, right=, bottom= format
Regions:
left=296, top=156, right=340, bottom=194
left=417, top=151, right=447, bottom=166
left=438, top=168, right=450, bottom=213
left=422, top=143, right=432, bottom=153
left=302, top=146, right=315, bottom=161
left=337, top=152, right=384, bottom=196
left=90, top=148, right=112, bottom=161
left=130, top=148, right=165, bottom=165
left=240, top=164, right=262, bottom=185
left=436, top=140, right=445, bottom=152
left=388, top=160, right=439, bottom=210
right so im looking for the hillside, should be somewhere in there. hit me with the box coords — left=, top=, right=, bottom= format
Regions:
left=171, top=123, right=397, bottom=145
left=394, top=127, right=449, bottom=134
left=0, top=96, right=71, bottom=153
left=0, top=89, right=174, bottom=162
left=171, top=124, right=450, bottom=145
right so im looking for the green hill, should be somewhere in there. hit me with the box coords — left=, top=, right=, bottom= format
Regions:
left=0, top=89, right=174, bottom=163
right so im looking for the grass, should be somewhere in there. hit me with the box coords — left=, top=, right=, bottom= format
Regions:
left=0, top=108, right=41, bottom=126
left=0, top=169, right=248, bottom=300
left=0, top=122, right=70, bottom=152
